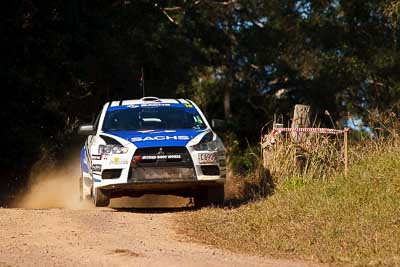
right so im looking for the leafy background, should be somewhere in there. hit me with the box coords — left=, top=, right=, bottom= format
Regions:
left=1, top=0, right=400, bottom=202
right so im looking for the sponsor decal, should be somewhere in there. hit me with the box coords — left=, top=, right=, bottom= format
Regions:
left=110, top=157, right=129, bottom=165
left=198, top=152, right=217, bottom=164
left=185, top=103, right=193, bottom=108
left=142, top=155, right=182, bottom=160
left=127, top=104, right=140, bottom=109
left=127, top=103, right=171, bottom=109
left=141, top=103, right=171, bottom=107
left=131, top=135, right=190, bottom=142
left=194, top=115, right=203, bottom=125
left=91, top=154, right=102, bottom=160
left=92, top=164, right=102, bottom=172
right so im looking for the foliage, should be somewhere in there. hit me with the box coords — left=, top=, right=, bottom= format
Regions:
left=224, top=133, right=260, bottom=174
left=1, top=0, right=400, bottom=200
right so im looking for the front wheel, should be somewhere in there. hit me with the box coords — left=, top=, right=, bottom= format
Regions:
left=79, top=175, right=83, bottom=201
left=194, top=185, right=225, bottom=208
left=79, top=171, right=92, bottom=201
left=93, top=187, right=110, bottom=207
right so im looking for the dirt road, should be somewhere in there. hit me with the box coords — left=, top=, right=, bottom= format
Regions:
left=0, top=155, right=320, bottom=266
left=0, top=205, right=321, bottom=267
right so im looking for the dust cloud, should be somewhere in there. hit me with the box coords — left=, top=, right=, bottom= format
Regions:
left=13, top=150, right=191, bottom=209
left=13, top=153, right=90, bottom=209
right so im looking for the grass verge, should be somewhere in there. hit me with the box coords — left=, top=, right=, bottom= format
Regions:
left=178, top=147, right=400, bottom=266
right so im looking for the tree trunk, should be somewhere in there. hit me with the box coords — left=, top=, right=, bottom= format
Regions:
left=223, top=86, right=231, bottom=119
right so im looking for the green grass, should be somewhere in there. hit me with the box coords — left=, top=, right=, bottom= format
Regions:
left=179, top=149, right=400, bottom=266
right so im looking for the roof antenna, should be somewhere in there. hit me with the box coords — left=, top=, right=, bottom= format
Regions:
left=140, top=67, right=145, bottom=97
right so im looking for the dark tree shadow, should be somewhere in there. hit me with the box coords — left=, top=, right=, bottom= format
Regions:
left=111, top=207, right=196, bottom=214
left=222, top=167, right=275, bottom=209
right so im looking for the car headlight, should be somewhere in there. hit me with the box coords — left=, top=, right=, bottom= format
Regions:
left=99, top=145, right=129, bottom=155
left=192, top=132, right=218, bottom=151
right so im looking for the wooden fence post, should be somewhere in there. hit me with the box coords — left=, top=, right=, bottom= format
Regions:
left=344, top=128, right=349, bottom=177
left=291, top=104, right=311, bottom=142
left=261, top=123, right=282, bottom=170
left=291, top=105, right=311, bottom=171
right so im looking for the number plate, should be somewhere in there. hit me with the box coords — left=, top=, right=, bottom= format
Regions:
left=198, top=153, right=217, bottom=164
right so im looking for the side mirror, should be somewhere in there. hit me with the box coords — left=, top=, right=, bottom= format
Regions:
left=78, top=124, right=96, bottom=136
left=211, top=119, right=227, bottom=130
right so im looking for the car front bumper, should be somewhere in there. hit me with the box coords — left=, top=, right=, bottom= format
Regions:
left=98, top=178, right=225, bottom=198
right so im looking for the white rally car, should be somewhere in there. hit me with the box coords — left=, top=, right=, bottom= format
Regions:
left=78, top=97, right=226, bottom=207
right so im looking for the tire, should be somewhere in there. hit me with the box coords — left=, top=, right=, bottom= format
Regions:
left=79, top=175, right=83, bottom=201
left=194, top=185, right=225, bottom=208
left=80, top=170, right=92, bottom=201
left=93, top=187, right=110, bottom=207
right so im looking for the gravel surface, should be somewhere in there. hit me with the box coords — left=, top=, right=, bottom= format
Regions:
left=0, top=207, right=321, bottom=267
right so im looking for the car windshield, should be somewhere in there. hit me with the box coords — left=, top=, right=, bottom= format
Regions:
left=102, top=104, right=207, bottom=131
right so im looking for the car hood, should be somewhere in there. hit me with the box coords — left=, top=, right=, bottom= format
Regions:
left=103, top=129, right=209, bottom=148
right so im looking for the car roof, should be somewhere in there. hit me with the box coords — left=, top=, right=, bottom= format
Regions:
left=108, top=97, right=192, bottom=107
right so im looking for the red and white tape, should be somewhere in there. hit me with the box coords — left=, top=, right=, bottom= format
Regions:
left=270, top=128, right=346, bottom=136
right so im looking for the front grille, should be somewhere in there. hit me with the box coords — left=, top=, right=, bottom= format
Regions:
left=102, top=169, right=122, bottom=179
left=133, top=147, right=192, bottom=167
left=201, top=165, right=220, bottom=176
left=130, top=147, right=195, bottom=181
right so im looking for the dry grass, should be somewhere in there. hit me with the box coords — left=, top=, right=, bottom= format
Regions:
left=179, top=112, right=400, bottom=266
left=269, top=132, right=344, bottom=183
left=225, top=127, right=346, bottom=202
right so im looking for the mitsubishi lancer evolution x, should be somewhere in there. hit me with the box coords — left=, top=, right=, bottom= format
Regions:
left=78, top=97, right=226, bottom=207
